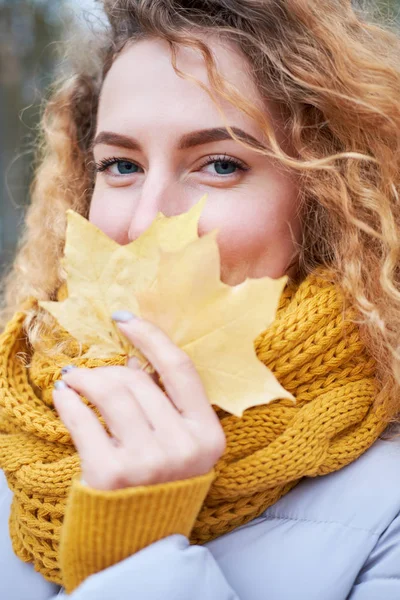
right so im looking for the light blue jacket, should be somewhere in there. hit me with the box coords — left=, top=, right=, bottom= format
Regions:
left=1, top=437, right=400, bottom=599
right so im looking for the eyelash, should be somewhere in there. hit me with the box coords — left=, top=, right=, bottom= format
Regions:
left=94, top=154, right=249, bottom=175
left=95, top=156, right=131, bottom=173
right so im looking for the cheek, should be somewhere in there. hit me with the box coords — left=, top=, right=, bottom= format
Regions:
left=89, top=187, right=133, bottom=244
left=198, top=187, right=301, bottom=282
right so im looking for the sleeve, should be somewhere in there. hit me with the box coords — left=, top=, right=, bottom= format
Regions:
left=57, top=534, right=240, bottom=600
left=60, top=470, right=216, bottom=593
left=1, top=470, right=242, bottom=600
left=348, top=511, right=400, bottom=599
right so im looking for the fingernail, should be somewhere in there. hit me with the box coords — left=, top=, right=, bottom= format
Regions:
left=61, top=365, right=77, bottom=374
left=54, top=380, right=69, bottom=391
left=112, top=310, right=136, bottom=323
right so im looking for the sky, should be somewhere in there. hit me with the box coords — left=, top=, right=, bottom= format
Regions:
left=64, top=0, right=107, bottom=30
left=68, top=0, right=102, bottom=16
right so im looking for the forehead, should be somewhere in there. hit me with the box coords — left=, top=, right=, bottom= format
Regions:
left=97, top=36, right=268, bottom=134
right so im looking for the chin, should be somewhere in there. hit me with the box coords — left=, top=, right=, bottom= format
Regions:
left=220, top=263, right=251, bottom=286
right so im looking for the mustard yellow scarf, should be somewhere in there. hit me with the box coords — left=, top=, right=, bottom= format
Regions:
left=0, top=268, right=389, bottom=585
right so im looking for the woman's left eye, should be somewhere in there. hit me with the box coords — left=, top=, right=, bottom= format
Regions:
left=200, top=155, right=249, bottom=176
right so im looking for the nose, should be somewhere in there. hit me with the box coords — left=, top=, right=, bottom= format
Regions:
left=127, top=175, right=186, bottom=243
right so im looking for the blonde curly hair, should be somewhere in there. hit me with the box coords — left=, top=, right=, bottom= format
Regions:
left=2, top=0, right=400, bottom=417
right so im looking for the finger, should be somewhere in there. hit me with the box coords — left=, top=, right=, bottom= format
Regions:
left=101, top=367, right=203, bottom=465
left=61, top=367, right=161, bottom=445
left=127, top=355, right=159, bottom=385
left=127, top=356, right=141, bottom=369
left=113, top=314, right=212, bottom=421
left=64, top=365, right=184, bottom=440
left=52, top=381, right=114, bottom=464
left=118, top=368, right=189, bottom=439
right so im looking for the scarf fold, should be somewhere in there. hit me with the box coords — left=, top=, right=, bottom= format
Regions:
left=0, top=268, right=389, bottom=585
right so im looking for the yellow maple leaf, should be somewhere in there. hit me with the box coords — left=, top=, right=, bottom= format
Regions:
left=40, top=196, right=207, bottom=357
left=136, top=231, right=294, bottom=416
left=40, top=195, right=295, bottom=417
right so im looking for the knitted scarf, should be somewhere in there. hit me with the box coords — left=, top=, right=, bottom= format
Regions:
left=0, top=268, right=389, bottom=586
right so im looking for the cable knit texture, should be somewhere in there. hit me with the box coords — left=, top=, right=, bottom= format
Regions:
left=0, top=268, right=390, bottom=592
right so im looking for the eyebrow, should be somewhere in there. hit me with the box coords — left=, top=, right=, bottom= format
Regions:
left=91, top=127, right=266, bottom=152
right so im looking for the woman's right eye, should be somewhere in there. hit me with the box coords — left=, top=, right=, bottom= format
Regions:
left=95, top=158, right=142, bottom=176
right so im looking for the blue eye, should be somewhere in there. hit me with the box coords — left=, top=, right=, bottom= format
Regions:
left=95, top=157, right=141, bottom=176
left=200, top=155, right=248, bottom=177
left=213, top=160, right=237, bottom=175
left=115, top=160, right=138, bottom=174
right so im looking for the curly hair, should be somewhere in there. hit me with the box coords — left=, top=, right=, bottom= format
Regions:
left=2, top=0, right=400, bottom=417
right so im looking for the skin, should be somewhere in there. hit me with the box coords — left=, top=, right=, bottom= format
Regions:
left=53, top=36, right=302, bottom=491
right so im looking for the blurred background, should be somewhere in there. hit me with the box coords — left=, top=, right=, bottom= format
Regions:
left=0, top=0, right=102, bottom=272
left=0, top=0, right=399, bottom=273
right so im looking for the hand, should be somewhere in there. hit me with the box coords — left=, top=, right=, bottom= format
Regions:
left=52, top=313, right=226, bottom=491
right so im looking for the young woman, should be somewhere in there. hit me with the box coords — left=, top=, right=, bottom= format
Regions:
left=1, top=0, right=400, bottom=598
